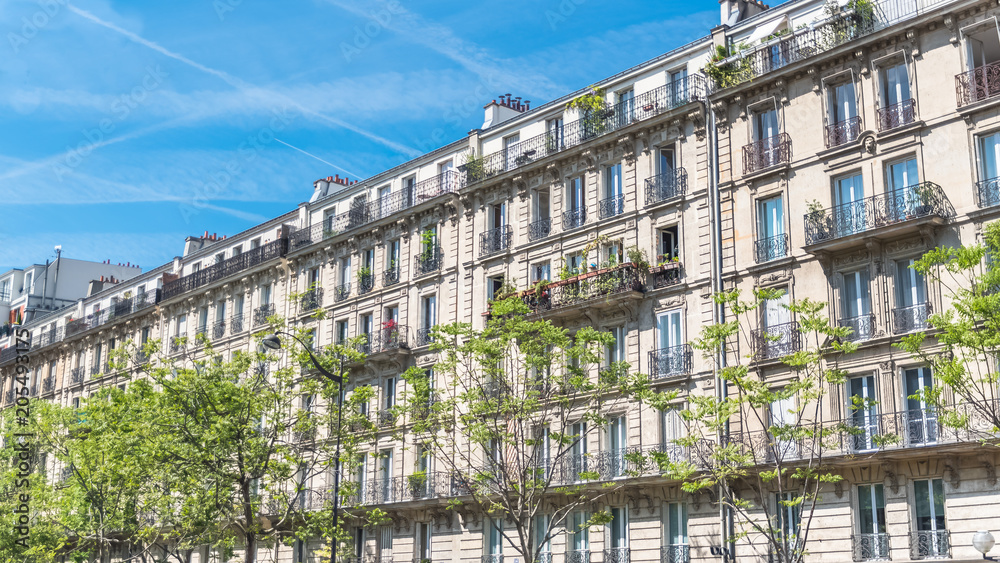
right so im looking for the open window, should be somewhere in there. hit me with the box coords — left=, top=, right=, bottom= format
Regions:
left=658, top=226, right=679, bottom=265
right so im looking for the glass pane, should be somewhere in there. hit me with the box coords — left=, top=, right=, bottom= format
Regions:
left=981, top=133, right=1000, bottom=180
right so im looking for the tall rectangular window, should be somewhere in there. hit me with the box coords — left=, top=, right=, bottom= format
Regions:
left=894, top=258, right=928, bottom=333
left=547, top=118, right=564, bottom=151
left=669, top=68, right=688, bottom=106
left=666, top=502, right=688, bottom=547
left=602, top=163, right=624, bottom=218
left=857, top=484, right=888, bottom=560
left=487, top=517, right=503, bottom=559
left=336, top=320, right=349, bottom=345
left=606, top=415, right=627, bottom=477
left=609, top=506, right=629, bottom=550
left=978, top=132, right=1000, bottom=207
left=570, top=511, right=589, bottom=554
left=569, top=177, right=584, bottom=211
left=756, top=195, right=786, bottom=262
left=387, top=239, right=401, bottom=270
left=422, top=295, right=436, bottom=329
left=842, top=270, right=872, bottom=340
left=774, top=492, right=801, bottom=540
left=904, top=367, right=937, bottom=445
left=531, top=262, right=551, bottom=283
left=848, top=375, right=879, bottom=452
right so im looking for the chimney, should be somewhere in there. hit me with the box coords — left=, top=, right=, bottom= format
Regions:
left=482, top=93, right=530, bottom=129
left=720, top=0, right=768, bottom=25
left=87, top=279, right=105, bottom=297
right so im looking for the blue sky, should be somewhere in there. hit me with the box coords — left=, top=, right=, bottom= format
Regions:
left=0, top=0, right=721, bottom=273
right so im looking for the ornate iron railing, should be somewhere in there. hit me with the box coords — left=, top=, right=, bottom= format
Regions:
left=839, top=313, right=876, bottom=341
left=649, top=345, right=692, bottom=379
left=358, top=273, right=375, bottom=295
left=253, top=303, right=275, bottom=327
left=415, top=246, right=443, bottom=275
left=230, top=313, right=245, bottom=334
left=42, top=376, right=54, bottom=393
left=852, top=533, right=891, bottom=562
left=59, top=289, right=161, bottom=343
left=645, top=168, right=688, bottom=206
left=754, top=233, right=789, bottom=263
left=168, top=337, right=186, bottom=354
left=804, top=183, right=947, bottom=244
left=480, top=225, right=513, bottom=257
left=528, top=217, right=553, bottom=242
left=877, top=99, right=916, bottom=131
left=90, top=365, right=101, bottom=376
left=652, top=263, right=683, bottom=289
left=370, top=325, right=409, bottom=354
left=334, top=283, right=351, bottom=302
left=751, top=321, right=801, bottom=361
left=976, top=176, right=1000, bottom=209
left=599, top=195, right=625, bottom=219
left=661, top=546, right=690, bottom=563
left=743, top=133, right=792, bottom=175
left=562, top=207, right=587, bottom=230
left=604, top=547, right=630, bottom=563
left=825, top=115, right=862, bottom=148
left=163, top=239, right=288, bottom=299
left=415, top=327, right=435, bottom=347
left=549, top=264, right=644, bottom=308
left=566, top=551, right=590, bottom=563
left=383, top=267, right=400, bottom=287
left=957, top=60, right=1000, bottom=107
left=378, top=409, right=395, bottom=427
left=70, top=367, right=85, bottom=385
left=212, top=320, right=226, bottom=340
left=892, top=302, right=930, bottom=334
left=910, top=530, right=950, bottom=560
left=481, top=555, right=503, bottom=563
left=300, top=288, right=324, bottom=312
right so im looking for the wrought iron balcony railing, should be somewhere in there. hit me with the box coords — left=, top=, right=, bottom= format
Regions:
left=370, top=325, right=409, bottom=354
left=743, top=133, right=792, bottom=175
left=825, top=115, right=862, bottom=148
left=70, top=367, right=85, bottom=385
left=548, top=264, right=644, bottom=308
left=562, top=207, right=586, bottom=230
left=528, top=217, right=553, bottom=242
left=566, top=550, right=590, bottom=563
left=599, top=195, right=625, bottom=219
left=415, top=327, right=435, bottom=347
left=754, top=233, right=789, bottom=263
left=910, top=530, right=950, bottom=560
left=976, top=176, right=1000, bottom=209
left=300, top=288, right=323, bottom=312
left=852, top=533, right=891, bottom=562
left=358, top=273, right=375, bottom=295
left=661, top=545, right=690, bottom=563
left=383, top=267, right=400, bottom=287
left=877, top=99, right=916, bottom=132
left=648, top=345, right=693, bottom=379
left=957, top=60, right=1000, bottom=107
left=335, top=283, right=351, bottom=302
left=168, top=337, right=186, bottom=354
left=892, top=302, right=931, bottom=334
left=604, top=547, right=630, bottom=563
left=163, top=239, right=288, bottom=300
left=230, top=313, right=244, bottom=334
left=90, top=365, right=101, bottom=376
left=751, top=321, right=801, bottom=361
left=212, top=319, right=226, bottom=340
left=804, top=183, right=947, bottom=245
left=480, top=225, right=513, bottom=257
left=651, top=262, right=683, bottom=289
left=645, top=168, right=688, bottom=206
left=482, top=555, right=503, bottom=563
left=415, top=246, right=443, bottom=275
left=42, top=376, right=54, bottom=393
left=839, top=313, right=876, bottom=341
left=253, top=303, right=275, bottom=327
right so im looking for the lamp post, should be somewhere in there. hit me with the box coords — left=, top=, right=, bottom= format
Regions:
left=974, top=531, right=997, bottom=561
left=261, top=331, right=345, bottom=563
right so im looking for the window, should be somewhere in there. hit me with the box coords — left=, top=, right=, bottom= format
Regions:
left=486, top=517, right=503, bottom=561
left=653, top=311, right=684, bottom=377
left=759, top=294, right=791, bottom=358
left=661, top=409, right=684, bottom=460
left=379, top=450, right=394, bottom=503
left=604, top=242, right=623, bottom=268
left=198, top=308, right=209, bottom=334
left=834, top=173, right=866, bottom=236
left=387, top=239, right=401, bottom=271
left=848, top=375, right=879, bottom=452
left=565, top=177, right=586, bottom=229
left=605, top=327, right=625, bottom=368
left=417, top=522, right=432, bottom=563
left=602, top=163, right=624, bottom=218
left=1, top=279, right=11, bottom=301
left=753, top=107, right=779, bottom=142
left=504, top=133, right=521, bottom=170
left=659, top=226, right=679, bottom=263
left=490, top=202, right=507, bottom=232
left=531, top=262, right=551, bottom=283
left=885, top=157, right=921, bottom=220
left=617, top=88, right=635, bottom=126
left=913, top=479, right=948, bottom=558
left=978, top=132, right=1000, bottom=208
left=569, top=422, right=587, bottom=481
left=403, top=176, right=416, bottom=204
left=669, top=68, right=689, bottom=106
left=92, top=343, right=102, bottom=370
left=215, top=300, right=226, bottom=323
left=547, top=117, right=564, bottom=151
left=827, top=79, right=859, bottom=146
left=606, top=415, right=627, bottom=477
left=894, top=258, right=928, bottom=333
left=857, top=484, right=889, bottom=560
left=24, top=272, right=34, bottom=294
left=384, top=377, right=396, bottom=410
left=250, top=238, right=261, bottom=249
left=532, top=188, right=551, bottom=238
left=260, top=284, right=272, bottom=306
left=335, top=320, right=349, bottom=345
left=774, top=492, right=801, bottom=542
left=877, top=60, right=913, bottom=130
left=608, top=506, right=629, bottom=552
left=385, top=306, right=399, bottom=325
left=534, top=514, right=551, bottom=558
left=422, top=295, right=437, bottom=330
left=904, top=367, right=937, bottom=445
left=377, top=184, right=392, bottom=218
left=770, top=394, right=798, bottom=458
left=965, top=22, right=1000, bottom=71
left=756, top=195, right=786, bottom=262
left=361, top=314, right=374, bottom=343
left=569, top=511, right=590, bottom=556
left=488, top=275, right=505, bottom=300
left=842, top=270, right=872, bottom=340
left=566, top=252, right=584, bottom=276
left=215, top=252, right=225, bottom=264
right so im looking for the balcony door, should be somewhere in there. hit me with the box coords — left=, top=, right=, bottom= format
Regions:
left=379, top=526, right=393, bottom=562
left=605, top=164, right=623, bottom=203
left=569, top=177, right=585, bottom=212
left=656, top=311, right=683, bottom=376
left=829, top=81, right=858, bottom=126
left=491, top=202, right=507, bottom=231
left=842, top=270, right=871, bottom=340
left=570, top=511, right=589, bottom=561
left=914, top=479, right=947, bottom=557
left=904, top=367, right=937, bottom=445
left=895, top=258, right=927, bottom=332
left=617, top=89, right=635, bottom=127
left=835, top=174, right=866, bottom=236
left=607, top=507, right=629, bottom=563
left=378, top=185, right=392, bottom=218
left=570, top=422, right=587, bottom=480
left=858, top=484, right=888, bottom=559
left=504, top=134, right=520, bottom=171
left=661, top=410, right=684, bottom=461
left=770, top=394, right=797, bottom=459
left=848, top=375, right=879, bottom=452
left=607, top=415, right=626, bottom=477
left=669, top=69, right=688, bottom=107
left=754, top=108, right=780, bottom=167
left=417, top=522, right=432, bottom=563
left=885, top=157, right=920, bottom=220
left=979, top=133, right=1000, bottom=206
left=880, top=62, right=911, bottom=119
left=660, top=146, right=676, bottom=176
left=763, top=292, right=791, bottom=355
left=757, top=195, right=785, bottom=261
left=379, top=449, right=393, bottom=502
left=487, top=518, right=503, bottom=560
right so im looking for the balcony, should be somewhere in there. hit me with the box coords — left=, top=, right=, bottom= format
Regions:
left=358, top=273, right=375, bottom=295
left=414, top=246, right=443, bottom=275
left=604, top=548, right=630, bottom=563
left=168, top=337, right=186, bottom=354
left=956, top=61, right=1000, bottom=108
left=163, top=238, right=288, bottom=300
left=751, top=321, right=801, bottom=361
left=566, top=551, right=590, bottom=563
left=562, top=207, right=586, bottom=230
left=89, top=365, right=101, bottom=377
left=645, top=168, right=688, bottom=206
left=370, top=324, right=409, bottom=355
left=648, top=345, right=693, bottom=379
left=528, top=217, right=553, bottom=242
left=334, top=283, right=351, bottom=303
left=976, top=176, right=1000, bottom=209
left=877, top=99, right=916, bottom=132
left=415, top=327, right=434, bottom=347
left=839, top=313, right=876, bottom=341
left=743, top=134, right=791, bottom=176
left=803, top=183, right=948, bottom=250
left=482, top=556, right=503, bottom=563
left=910, top=530, right=950, bottom=560
left=42, top=376, right=54, bottom=394
left=383, top=267, right=400, bottom=287
left=754, top=233, right=789, bottom=264
left=650, top=262, right=682, bottom=289
left=230, top=313, right=245, bottom=334
left=300, top=287, right=323, bottom=312
left=70, top=367, right=85, bottom=385
left=253, top=303, right=275, bottom=327
left=892, top=302, right=931, bottom=334
left=480, top=225, right=513, bottom=258
left=548, top=264, right=644, bottom=310
left=599, top=195, right=625, bottom=219
left=212, top=319, right=226, bottom=340
left=661, top=546, right=690, bottom=563
left=852, top=533, right=891, bottom=562
left=825, top=115, right=862, bottom=148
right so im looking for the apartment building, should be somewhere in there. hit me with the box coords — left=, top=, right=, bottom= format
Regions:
left=4, top=0, right=1000, bottom=561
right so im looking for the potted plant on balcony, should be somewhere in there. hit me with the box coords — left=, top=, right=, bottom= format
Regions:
left=357, top=265, right=373, bottom=284
left=912, top=183, right=936, bottom=216
left=567, top=85, right=609, bottom=139
left=381, top=319, right=400, bottom=344
left=408, top=470, right=428, bottom=496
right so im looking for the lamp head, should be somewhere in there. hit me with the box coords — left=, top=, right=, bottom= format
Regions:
left=261, top=334, right=282, bottom=351
left=974, top=531, right=996, bottom=555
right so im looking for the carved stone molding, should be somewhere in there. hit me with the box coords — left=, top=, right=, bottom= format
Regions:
left=834, top=250, right=870, bottom=267
left=980, top=454, right=997, bottom=486
left=944, top=463, right=961, bottom=489
left=881, top=462, right=899, bottom=494
left=879, top=360, right=895, bottom=374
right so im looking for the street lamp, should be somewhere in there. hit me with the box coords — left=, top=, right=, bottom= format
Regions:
left=261, top=331, right=345, bottom=563
left=974, top=531, right=997, bottom=561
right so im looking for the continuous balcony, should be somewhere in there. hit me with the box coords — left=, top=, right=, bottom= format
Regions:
left=459, top=76, right=705, bottom=186
left=892, top=302, right=931, bottom=334
left=754, top=233, right=789, bottom=264
left=506, top=263, right=646, bottom=317
left=414, top=246, right=443, bottom=275
left=825, top=115, right=861, bottom=148
left=648, top=345, right=693, bottom=379
left=527, top=217, right=553, bottom=242
left=750, top=321, right=801, bottom=361
left=598, top=195, right=625, bottom=219
left=743, top=134, right=791, bottom=176
left=803, top=183, right=948, bottom=251
left=645, top=168, right=688, bottom=206
left=162, top=238, right=288, bottom=300
left=479, top=225, right=513, bottom=258
left=956, top=60, right=1000, bottom=108
left=63, top=289, right=161, bottom=341
left=877, top=99, right=916, bottom=132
